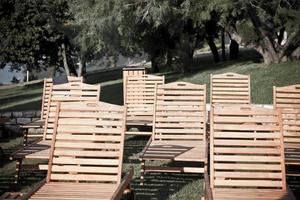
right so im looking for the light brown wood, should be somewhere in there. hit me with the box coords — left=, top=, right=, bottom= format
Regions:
left=67, top=76, right=83, bottom=83
left=123, top=67, right=145, bottom=104
left=140, top=82, right=207, bottom=185
left=41, top=78, right=53, bottom=120
left=274, top=85, right=300, bottom=167
left=125, top=74, right=164, bottom=135
left=210, top=73, right=250, bottom=106
left=205, top=104, right=295, bottom=200
left=43, top=82, right=100, bottom=140
left=26, top=101, right=133, bottom=200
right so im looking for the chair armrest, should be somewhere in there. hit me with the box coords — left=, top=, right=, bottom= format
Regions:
left=204, top=171, right=213, bottom=200
left=112, top=166, right=134, bottom=200
left=139, top=138, right=152, bottom=159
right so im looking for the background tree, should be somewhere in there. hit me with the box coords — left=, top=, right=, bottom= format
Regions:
left=0, top=0, right=77, bottom=77
left=214, top=0, right=300, bottom=64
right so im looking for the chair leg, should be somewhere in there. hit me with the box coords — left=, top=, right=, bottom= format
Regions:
left=140, top=159, right=145, bottom=186
left=15, top=159, right=22, bottom=184
left=123, top=184, right=135, bottom=200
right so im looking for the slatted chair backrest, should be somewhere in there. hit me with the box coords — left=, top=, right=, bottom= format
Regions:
left=41, top=78, right=53, bottom=120
left=153, top=82, right=206, bottom=142
left=43, top=82, right=101, bottom=140
left=274, top=84, right=300, bottom=162
left=46, top=101, right=126, bottom=184
left=125, top=74, right=165, bottom=124
left=210, top=105, right=286, bottom=190
left=210, top=73, right=250, bottom=106
left=67, top=76, right=83, bottom=83
left=123, top=67, right=146, bottom=104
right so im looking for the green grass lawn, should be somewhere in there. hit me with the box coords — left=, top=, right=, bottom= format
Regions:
left=1, top=50, right=300, bottom=199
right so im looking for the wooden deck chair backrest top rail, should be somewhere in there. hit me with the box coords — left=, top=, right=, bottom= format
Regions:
left=41, top=78, right=53, bottom=120
left=43, top=82, right=101, bottom=140
left=67, top=76, right=83, bottom=83
left=153, top=82, right=206, bottom=142
left=125, top=74, right=165, bottom=123
left=210, top=104, right=286, bottom=190
left=47, top=101, right=126, bottom=184
left=273, top=84, right=300, bottom=165
left=210, top=72, right=250, bottom=105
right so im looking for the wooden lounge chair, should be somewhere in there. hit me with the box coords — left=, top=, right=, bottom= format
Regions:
left=123, top=67, right=146, bottom=104
left=10, top=82, right=100, bottom=182
left=274, top=84, right=300, bottom=176
left=210, top=73, right=250, bottom=106
left=6, top=101, right=134, bottom=200
left=139, top=82, right=207, bottom=185
left=205, top=104, right=295, bottom=200
left=124, top=74, right=164, bottom=135
left=22, top=78, right=53, bottom=146
left=22, top=77, right=84, bottom=145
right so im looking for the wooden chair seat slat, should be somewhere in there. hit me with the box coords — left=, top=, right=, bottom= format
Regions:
left=212, top=188, right=294, bottom=200
left=29, top=182, right=117, bottom=200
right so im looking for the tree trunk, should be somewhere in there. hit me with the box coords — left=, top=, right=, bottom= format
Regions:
left=229, top=39, right=239, bottom=60
left=150, top=55, right=159, bottom=73
left=78, top=58, right=87, bottom=82
left=78, top=59, right=83, bottom=77
left=254, top=42, right=280, bottom=64
left=221, top=29, right=226, bottom=61
left=206, top=36, right=220, bottom=62
left=166, top=51, right=172, bottom=67
left=61, top=43, right=70, bottom=76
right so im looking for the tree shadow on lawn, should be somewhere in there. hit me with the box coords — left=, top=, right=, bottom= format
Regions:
left=164, top=48, right=262, bottom=84
left=132, top=173, right=203, bottom=200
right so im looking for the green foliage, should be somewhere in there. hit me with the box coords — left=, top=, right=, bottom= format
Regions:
left=236, top=20, right=259, bottom=44
left=214, top=0, right=300, bottom=62
left=0, top=0, right=71, bottom=71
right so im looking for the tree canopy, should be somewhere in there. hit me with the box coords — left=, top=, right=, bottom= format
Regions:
left=0, top=0, right=299, bottom=76
left=0, top=0, right=73, bottom=72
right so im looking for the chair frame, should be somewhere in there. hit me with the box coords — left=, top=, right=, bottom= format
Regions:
left=124, top=74, right=165, bottom=135
left=10, top=82, right=100, bottom=183
left=274, top=84, right=300, bottom=176
left=139, top=82, right=207, bottom=185
left=210, top=72, right=251, bottom=106
left=205, top=104, right=295, bottom=200
left=6, top=101, right=133, bottom=200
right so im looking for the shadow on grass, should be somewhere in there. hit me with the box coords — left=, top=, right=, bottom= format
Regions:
left=164, top=49, right=261, bottom=83
left=124, top=135, right=204, bottom=200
